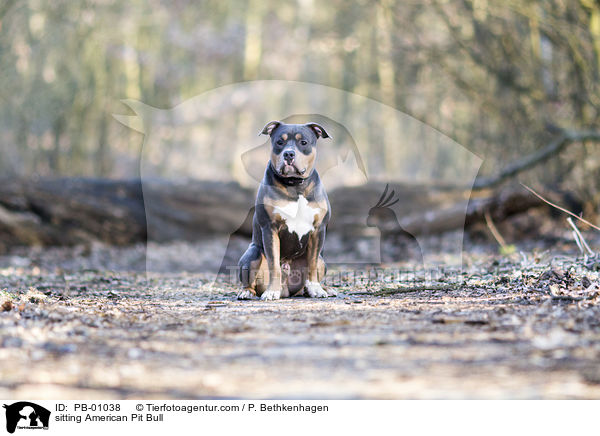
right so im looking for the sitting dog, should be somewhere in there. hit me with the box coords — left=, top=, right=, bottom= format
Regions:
left=237, top=121, right=335, bottom=300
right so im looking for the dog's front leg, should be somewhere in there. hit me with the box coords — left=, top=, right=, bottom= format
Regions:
left=304, top=228, right=329, bottom=298
left=261, top=226, right=282, bottom=300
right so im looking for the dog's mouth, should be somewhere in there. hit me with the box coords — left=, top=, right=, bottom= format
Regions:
left=279, top=163, right=306, bottom=177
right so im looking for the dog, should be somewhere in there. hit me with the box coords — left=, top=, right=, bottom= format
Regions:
left=237, top=121, right=336, bottom=300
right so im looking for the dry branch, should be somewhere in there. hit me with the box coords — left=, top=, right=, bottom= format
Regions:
left=473, top=129, right=600, bottom=190
left=521, top=184, right=600, bottom=232
left=567, top=217, right=595, bottom=257
left=375, top=284, right=458, bottom=296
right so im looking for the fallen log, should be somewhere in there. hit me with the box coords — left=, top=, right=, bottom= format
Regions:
left=0, top=178, right=547, bottom=251
left=0, top=178, right=255, bottom=251
left=0, top=178, right=147, bottom=249
left=328, top=184, right=546, bottom=237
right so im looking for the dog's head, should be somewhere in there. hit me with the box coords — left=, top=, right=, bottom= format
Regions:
left=261, top=121, right=331, bottom=179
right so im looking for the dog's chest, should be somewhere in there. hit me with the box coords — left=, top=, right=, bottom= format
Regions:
left=272, top=195, right=320, bottom=238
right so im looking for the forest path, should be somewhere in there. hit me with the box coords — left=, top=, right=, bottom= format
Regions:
left=1, top=250, right=600, bottom=399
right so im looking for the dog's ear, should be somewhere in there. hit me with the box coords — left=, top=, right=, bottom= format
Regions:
left=260, top=121, right=281, bottom=136
left=305, top=123, right=332, bottom=139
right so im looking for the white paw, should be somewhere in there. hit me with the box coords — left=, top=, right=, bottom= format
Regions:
left=261, top=288, right=281, bottom=301
left=237, top=289, right=256, bottom=300
left=326, top=288, right=338, bottom=297
left=305, top=281, right=328, bottom=298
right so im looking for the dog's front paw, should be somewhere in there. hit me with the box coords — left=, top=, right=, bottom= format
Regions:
left=305, top=281, right=328, bottom=298
left=261, top=288, right=281, bottom=301
left=237, top=289, right=256, bottom=300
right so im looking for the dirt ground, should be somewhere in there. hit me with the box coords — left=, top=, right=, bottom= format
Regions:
left=1, top=235, right=600, bottom=399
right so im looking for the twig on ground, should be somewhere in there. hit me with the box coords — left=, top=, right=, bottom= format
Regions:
left=521, top=184, right=600, bottom=232
left=551, top=295, right=584, bottom=302
left=567, top=217, right=595, bottom=257
left=484, top=211, right=507, bottom=248
left=347, top=284, right=456, bottom=296
left=523, top=186, right=600, bottom=270
left=484, top=211, right=516, bottom=254
left=374, top=284, right=458, bottom=296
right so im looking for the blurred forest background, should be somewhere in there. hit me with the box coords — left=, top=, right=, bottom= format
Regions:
left=1, top=0, right=599, bottom=224
left=4, top=0, right=600, bottom=403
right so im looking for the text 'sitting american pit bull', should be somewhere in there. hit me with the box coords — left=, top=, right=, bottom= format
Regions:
left=237, top=121, right=336, bottom=301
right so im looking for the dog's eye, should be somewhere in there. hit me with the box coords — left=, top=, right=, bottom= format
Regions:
left=300, top=140, right=308, bottom=146
left=276, top=139, right=284, bottom=145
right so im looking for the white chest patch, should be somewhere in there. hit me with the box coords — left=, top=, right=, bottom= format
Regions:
left=272, top=195, right=320, bottom=238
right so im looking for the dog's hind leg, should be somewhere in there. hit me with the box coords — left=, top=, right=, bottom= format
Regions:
left=238, top=243, right=268, bottom=299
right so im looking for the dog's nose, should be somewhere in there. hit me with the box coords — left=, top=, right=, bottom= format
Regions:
left=283, top=150, right=295, bottom=163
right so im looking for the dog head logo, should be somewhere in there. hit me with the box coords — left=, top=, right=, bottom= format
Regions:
left=3, top=402, right=50, bottom=433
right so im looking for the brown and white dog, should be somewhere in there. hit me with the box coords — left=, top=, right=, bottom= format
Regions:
left=237, top=121, right=336, bottom=300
